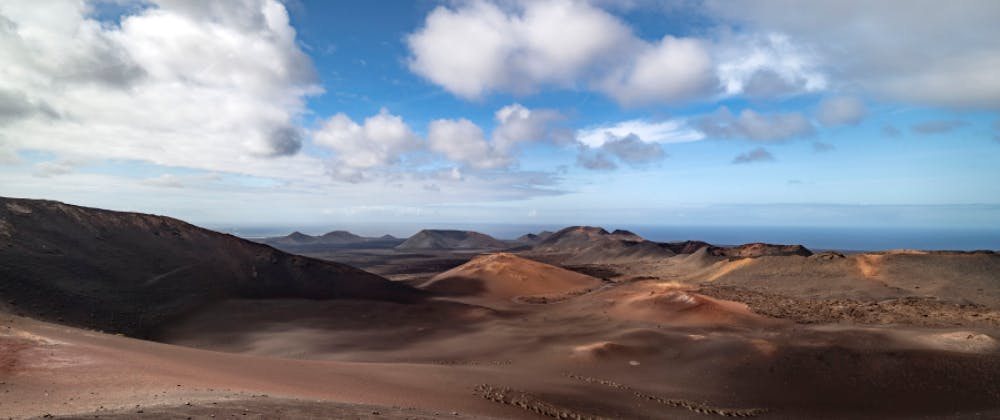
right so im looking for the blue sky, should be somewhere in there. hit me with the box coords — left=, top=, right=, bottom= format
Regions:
left=1, top=0, right=999, bottom=230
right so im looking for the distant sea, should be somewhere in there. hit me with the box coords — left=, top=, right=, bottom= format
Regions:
left=215, top=223, right=1000, bottom=252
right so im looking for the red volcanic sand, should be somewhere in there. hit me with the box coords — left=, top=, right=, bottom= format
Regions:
left=420, top=252, right=603, bottom=300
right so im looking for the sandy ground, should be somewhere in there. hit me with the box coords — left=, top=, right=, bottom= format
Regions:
left=5, top=250, right=1000, bottom=419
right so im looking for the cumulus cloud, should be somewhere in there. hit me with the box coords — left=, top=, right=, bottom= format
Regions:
left=696, top=107, right=814, bottom=142
left=816, top=96, right=866, bottom=127
left=576, top=148, right=618, bottom=171
left=492, top=103, right=571, bottom=151
left=911, top=120, right=966, bottom=134
left=703, top=0, right=1000, bottom=109
left=714, top=33, right=826, bottom=98
left=406, top=0, right=715, bottom=105
left=313, top=108, right=420, bottom=171
left=0, top=89, right=57, bottom=125
left=407, top=0, right=1000, bottom=109
left=576, top=133, right=666, bottom=171
left=598, top=36, right=716, bottom=105
left=577, top=118, right=704, bottom=147
left=0, top=0, right=323, bottom=179
left=428, top=119, right=511, bottom=170
left=406, top=0, right=633, bottom=99
left=600, top=134, right=666, bottom=165
left=732, top=147, right=775, bottom=164
left=425, top=103, right=569, bottom=170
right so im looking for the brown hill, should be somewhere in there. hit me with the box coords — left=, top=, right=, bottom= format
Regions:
left=396, top=229, right=506, bottom=250
left=712, top=242, right=813, bottom=258
left=606, top=286, right=775, bottom=327
left=419, top=253, right=602, bottom=300
left=515, top=230, right=554, bottom=244
left=662, top=240, right=712, bottom=254
left=0, top=197, right=423, bottom=337
left=533, top=226, right=675, bottom=264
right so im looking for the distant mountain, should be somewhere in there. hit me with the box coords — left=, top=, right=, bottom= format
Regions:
left=533, top=226, right=676, bottom=264
left=661, top=240, right=713, bottom=254
left=319, top=230, right=364, bottom=243
left=713, top=243, right=813, bottom=258
left=515, top=230, right=554, bottom=244
left=0, top=197, right=423, bottom=336
left=260, top=230, right=404, bottom=250
left=396, top=229, right=507, bottom=250
left=267, top=231, right=318, bottom=245
left=663, top=240, right=813, bottom=257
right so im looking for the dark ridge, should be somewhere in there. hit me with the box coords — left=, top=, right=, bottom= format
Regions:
left=396, top=229, right=506, bottom=250
left=0, top=197, right=425, bottom=337
left=710, top=243, right=814, bottom=258
left=662, top=240, right=713, bottom=254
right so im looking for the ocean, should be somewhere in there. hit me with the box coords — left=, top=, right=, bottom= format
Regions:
left=215, top=223, right=1000, bottom=252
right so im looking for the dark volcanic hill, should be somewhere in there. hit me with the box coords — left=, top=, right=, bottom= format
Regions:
left=267, top=231, right=319, bottom=245
left=661, top=240, right=813, bottom=257
left=0, top=197, right=423, bottom=336
left=532, top=227, right=814, bottom=264
left=264, top=230, right=365, bottom=245
left=396, top=229, right=507, bottom=250
left=319, top=230, right=364, bottom=243
left=713, top=242, right=813, bottom=258
left=533, top=226, right=676, bottom=264
left=515, top=230, right=554, bottom=245
left=261, top=229, right=404, bottom=251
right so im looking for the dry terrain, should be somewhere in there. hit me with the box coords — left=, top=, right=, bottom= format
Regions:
left=2, top=198, right=1000, bottom=419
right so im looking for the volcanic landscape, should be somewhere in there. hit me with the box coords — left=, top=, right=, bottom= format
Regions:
left=2, top=196, right=999, bottom=419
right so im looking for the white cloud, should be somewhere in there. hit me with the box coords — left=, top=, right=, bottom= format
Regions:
left=714, top=32, right=826, bottom=98
left=600, top=134, right=666, bottom=165
left=575, top=132, right=667, bottom=171
left=578, top=118, right=704, bottom=147
left=406, top=0, right=632, bottom=99
left=492, top=103, right=570, bottom=151
left=406, top=0, right=715, bottom=105
left=313, top=108, right=420, bottom=170
left=696, top=107, right=814, bottom=142
left=703, top=0, right=1000, bottom=108
left=32, top=160, right=76, bottom=178
left=427, top=118, right=510, bottom=170
left=142, top=174, right=185, bottom=188
left=576, top=148, right=618, bottom=171
left=816, top=96, right=866, bottom=127
left=0, top=0, right=324, bottom=180
left=423, top=103, right=569, bottom=170
left=598, top=35, right=716, bottom=105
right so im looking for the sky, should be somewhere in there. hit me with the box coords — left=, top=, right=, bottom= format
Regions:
left=1, top=0, right=999, bottom=231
